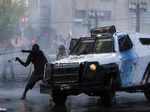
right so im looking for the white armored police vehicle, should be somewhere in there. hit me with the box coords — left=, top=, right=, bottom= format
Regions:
left=40, top=25, right=150, bottom=107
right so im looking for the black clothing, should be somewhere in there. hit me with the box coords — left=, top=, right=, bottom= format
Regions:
left=26, top=71, right=43, bottom=89
left=17, top=50, right=48, bottom=89
left=18, top=50, right=47, bottom=74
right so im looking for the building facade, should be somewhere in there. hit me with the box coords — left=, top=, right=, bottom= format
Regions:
left=28, top=0, right=52, bottom=48
left=28, top=0, right=150, bottom=49
left=28, top=0, right=41, bottom=41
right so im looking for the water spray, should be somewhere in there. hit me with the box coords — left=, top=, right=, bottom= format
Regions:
left=7, top=49, right=31, bottom=63
left=0, top=50, right=21, bottom=56
left=8, top=57, right=17, bottom=63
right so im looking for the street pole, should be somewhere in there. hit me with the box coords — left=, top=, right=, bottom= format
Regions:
left=130, top=0, right=147, bottom=32
left=136, top=2, right=140, bottom=32
left=95, top=12, right=98, bottom=28
left=87, top=18, right=91, bottom=32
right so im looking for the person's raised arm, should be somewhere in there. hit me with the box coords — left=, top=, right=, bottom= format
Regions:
left=16, top=54, right=31, bottom=67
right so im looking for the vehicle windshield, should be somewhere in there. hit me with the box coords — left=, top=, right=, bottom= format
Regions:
left=70, top=38, right=114, bottom=55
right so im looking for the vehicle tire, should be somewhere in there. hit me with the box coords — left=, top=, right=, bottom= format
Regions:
left=144, top=67, right=150, bottom=101
left=101, top=91, right=114, bottom=107
left=101, top=77, right=116, bottom=107
left=52, top=92, right=67, bottom=105
left=144, top=89, right=150, bottom=101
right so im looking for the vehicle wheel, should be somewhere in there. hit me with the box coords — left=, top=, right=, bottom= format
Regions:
left=101, top=77, right=116, bottom=107
left=101, top=91, right=114, bottom=107
left=144, top=67, right=150, bottom=101
left=52, top=92, right=67, bottom=105
left=144, top=89, right=150, bottom=101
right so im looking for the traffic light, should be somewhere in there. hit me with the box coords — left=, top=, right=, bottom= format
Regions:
left=32, top=40, right=35, bottom=44
left=20, top=18, right=27, bottom=23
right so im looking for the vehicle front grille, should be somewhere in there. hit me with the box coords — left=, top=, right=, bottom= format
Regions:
left=52, top=63, right=80, bottom=84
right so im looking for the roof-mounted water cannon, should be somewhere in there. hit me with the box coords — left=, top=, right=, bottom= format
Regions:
left=90, top=25, right=116, bottom=37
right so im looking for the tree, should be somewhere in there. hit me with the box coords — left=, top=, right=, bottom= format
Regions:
left=0, top=0, right=27, bottom=40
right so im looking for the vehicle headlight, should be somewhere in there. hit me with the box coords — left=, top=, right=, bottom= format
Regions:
left=89, top=64, right=96, bottom=71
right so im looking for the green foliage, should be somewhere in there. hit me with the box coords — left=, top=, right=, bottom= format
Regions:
left=0, top=0, right=27, bottom=40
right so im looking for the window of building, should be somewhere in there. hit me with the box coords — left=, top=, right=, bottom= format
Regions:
left=97, top=10, right=111, bottom=21
left=74, top=9, right=87, bottom=24
left=88, top=10, right=111, bottom=21
left=141, top=11, right=150, bottom=24
left=74, top=9, right=111, bottom=23
left=4, top=0, right=11, bottom=4
left=75, top=10, right=87, bottom=19
left=129, top=0, right=149, bottom=24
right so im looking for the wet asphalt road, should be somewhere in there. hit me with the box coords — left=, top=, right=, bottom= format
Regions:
left=0, top=80, right=150, bottom=112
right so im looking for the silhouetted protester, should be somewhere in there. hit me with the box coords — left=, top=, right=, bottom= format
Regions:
left=56, top=45, right=67, bottom=60
left=16, top=44, right=48, bottom=100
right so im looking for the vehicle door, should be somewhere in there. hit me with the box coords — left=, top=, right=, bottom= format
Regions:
left=131, top=37, right=150, bottom=85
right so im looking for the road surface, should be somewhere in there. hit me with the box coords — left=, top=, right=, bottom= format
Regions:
left=0, top=80, right=150, bottom=112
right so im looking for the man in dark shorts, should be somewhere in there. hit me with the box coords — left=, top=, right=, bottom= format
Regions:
left=16, top=44, right=48, bottom=100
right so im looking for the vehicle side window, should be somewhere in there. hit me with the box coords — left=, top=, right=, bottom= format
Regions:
left=119, top=35, right=133, bottom=52
left=139, top=38, right=150, bottom=45
left=95, top=39, right=114, bottom=53
left=69, top=39, right=79, bottom=51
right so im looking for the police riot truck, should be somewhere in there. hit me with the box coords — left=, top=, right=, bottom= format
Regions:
left=40, top=25, right=150, bottom=106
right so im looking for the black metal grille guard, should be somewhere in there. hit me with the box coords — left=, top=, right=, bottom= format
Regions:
left=43, top=63, right=80, bottom=81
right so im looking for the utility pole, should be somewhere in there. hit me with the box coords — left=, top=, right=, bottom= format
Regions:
left=136, top=1, right=140, bottom=32
left=95, top=12, right=98, bottom=28
left=87, top=18, right=91, bottom=32
left=129, top=0, right=147, bottom=33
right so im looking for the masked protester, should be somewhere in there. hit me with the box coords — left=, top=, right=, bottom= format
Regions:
left=16, top=44, right=48, bottom=100
left=56, top=45, right=67, bottom=60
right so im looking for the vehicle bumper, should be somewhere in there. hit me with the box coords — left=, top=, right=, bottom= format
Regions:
left=40, top=82, right=111, bottom=95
